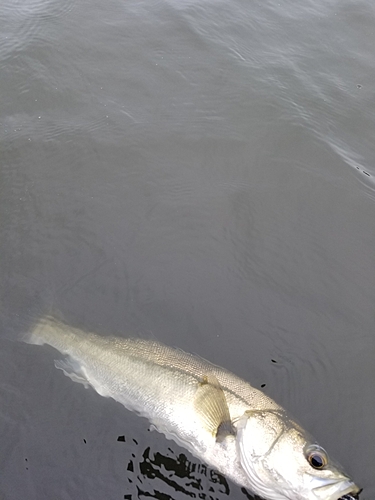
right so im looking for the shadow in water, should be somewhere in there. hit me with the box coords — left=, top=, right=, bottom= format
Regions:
left=117, top=435, right=256, bottom=500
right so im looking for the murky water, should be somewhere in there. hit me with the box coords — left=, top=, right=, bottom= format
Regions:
left=1, top=0, right=374, bottom=498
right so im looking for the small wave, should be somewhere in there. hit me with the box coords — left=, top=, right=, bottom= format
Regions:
left=328, top=140, right=375, bottom=197
left=0, top=0, right=77, bottom=60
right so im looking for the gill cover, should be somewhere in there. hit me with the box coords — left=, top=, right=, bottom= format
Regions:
left=236, top=410, right=360, bottom=500
left=236, top=410, right=289, bottom=500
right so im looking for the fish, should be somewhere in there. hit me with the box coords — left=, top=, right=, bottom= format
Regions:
left=22, top=316, right=361, bottom=500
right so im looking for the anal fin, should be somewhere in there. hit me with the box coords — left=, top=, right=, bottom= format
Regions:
left=54, top=357, right=90, bottom=389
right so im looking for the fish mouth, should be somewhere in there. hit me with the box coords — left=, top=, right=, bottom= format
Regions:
left=338, top=489, right=362, bottom=500
left=312, top=479, right=361, bottom=500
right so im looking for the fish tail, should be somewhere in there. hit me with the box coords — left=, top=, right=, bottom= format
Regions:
left=20, top=315, right=83, bottom=354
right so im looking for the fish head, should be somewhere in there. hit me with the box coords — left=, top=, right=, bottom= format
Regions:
left=235, top=409, right=360, bottom=500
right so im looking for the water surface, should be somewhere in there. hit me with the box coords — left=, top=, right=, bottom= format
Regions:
left=1, top=0, right=374, bottom=498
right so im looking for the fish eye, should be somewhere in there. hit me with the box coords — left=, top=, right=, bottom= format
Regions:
left=305, top=446, right=328, bottom=470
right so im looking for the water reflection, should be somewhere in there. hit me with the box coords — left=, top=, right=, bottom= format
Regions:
left=117, top=435, right=255, bottom=500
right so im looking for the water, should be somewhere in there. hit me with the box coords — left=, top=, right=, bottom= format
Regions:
left=1, top=0, right=374, bottom=498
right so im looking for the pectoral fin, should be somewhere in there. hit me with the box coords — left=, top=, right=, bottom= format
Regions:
left=194, top=374, right=235, bottom=442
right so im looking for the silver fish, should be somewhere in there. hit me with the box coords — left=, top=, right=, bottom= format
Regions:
left=23, top=316, right=360, bottom=500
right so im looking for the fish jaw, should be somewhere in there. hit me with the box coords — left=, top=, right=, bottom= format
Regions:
left=310, top=476, right=361, bottom=500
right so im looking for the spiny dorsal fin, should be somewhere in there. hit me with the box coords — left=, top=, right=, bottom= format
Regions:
left=194, top=374, right=235, bottom=442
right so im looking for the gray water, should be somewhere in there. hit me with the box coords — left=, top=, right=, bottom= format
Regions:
left=1, top=0, right=374, bottom=498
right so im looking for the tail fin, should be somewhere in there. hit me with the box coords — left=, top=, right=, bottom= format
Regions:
left=20, top=315, right=96, bottom=360
left=20, top=315, right=82, bottom=355
left=20, top=315, right=59, bottom=345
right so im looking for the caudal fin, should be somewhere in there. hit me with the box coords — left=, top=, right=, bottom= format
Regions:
left=20, top=315, right=58, bottom=345
left=19, top=315, right=84, bottom=357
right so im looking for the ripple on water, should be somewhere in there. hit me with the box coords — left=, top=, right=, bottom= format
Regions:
left=0, top=0, right=77, bottom=60
left=327, top=139, right=375, bottom=199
